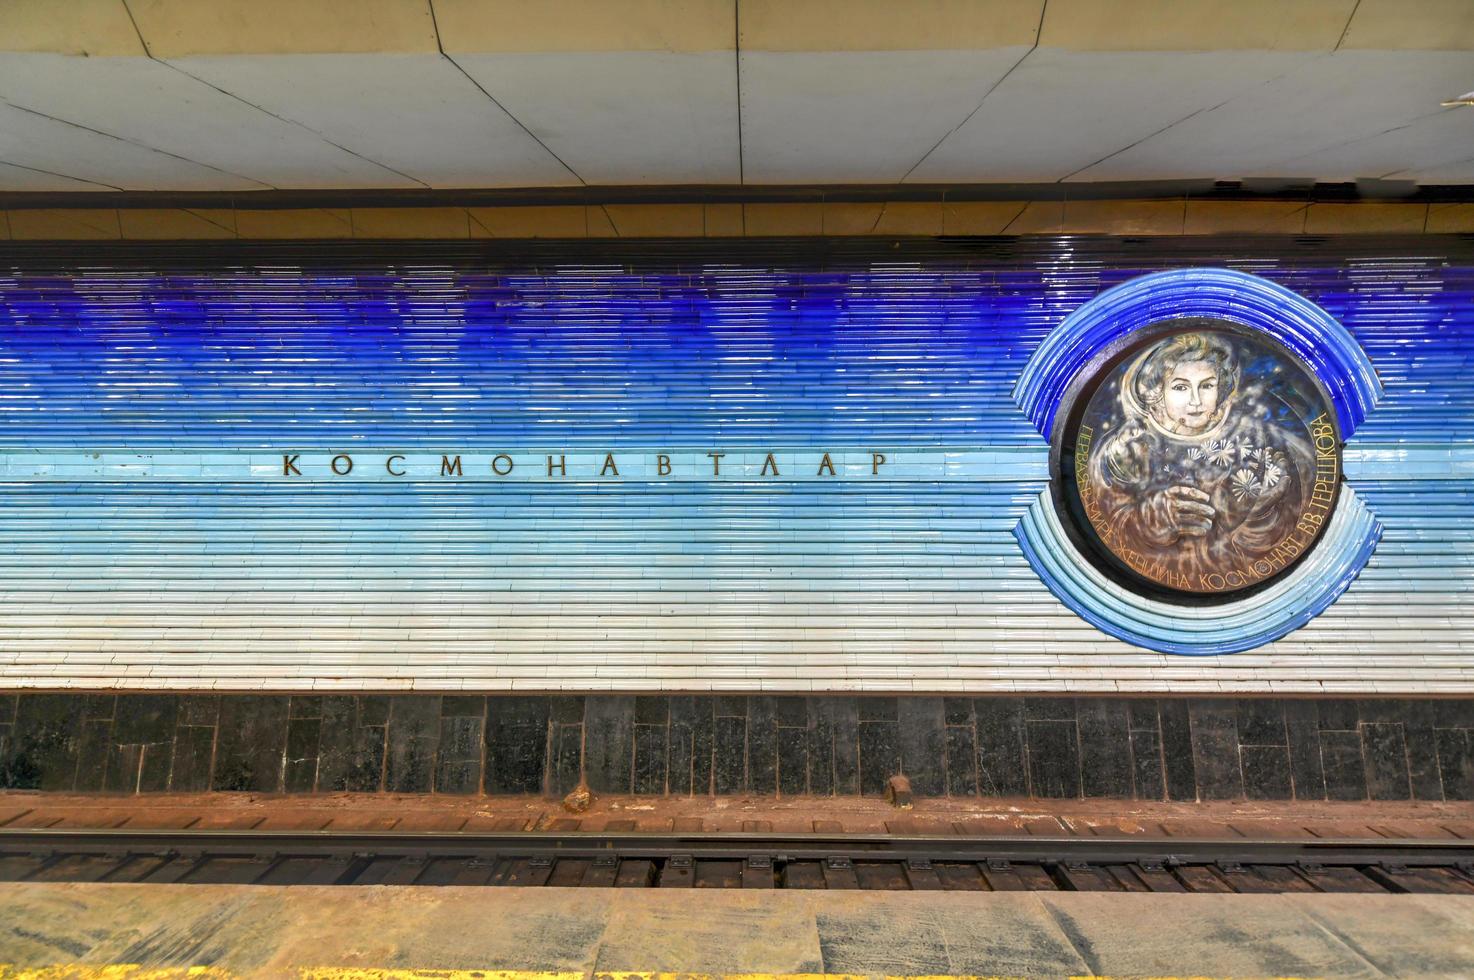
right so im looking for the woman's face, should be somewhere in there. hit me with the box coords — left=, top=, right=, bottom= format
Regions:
left=1158, top=358, right=1219, bottom=432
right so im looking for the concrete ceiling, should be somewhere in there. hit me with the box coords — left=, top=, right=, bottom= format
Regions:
left=0, top=0, right=1470, bottom=192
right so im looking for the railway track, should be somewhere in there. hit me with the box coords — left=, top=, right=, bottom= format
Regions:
left=2, top=829, right=1474, bottom=894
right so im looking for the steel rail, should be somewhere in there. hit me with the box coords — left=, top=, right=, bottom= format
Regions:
left=2, top=828, right=1471, bottom=868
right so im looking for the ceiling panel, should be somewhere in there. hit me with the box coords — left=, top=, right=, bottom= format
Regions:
left=164, top=53, right=577, bottom=189
left=908, top=49, right=1313, bottom=183
left=0, top=98, right=260, bottom=190
left=451, top=51, right=740, bottom=184
left=1070, top=51, right=1474, bottom=181
left=0, top=159, right=111, bottom=192
left=738, top=50, right=1030, bottom=183
left=0, top=54, right=415, bottom=189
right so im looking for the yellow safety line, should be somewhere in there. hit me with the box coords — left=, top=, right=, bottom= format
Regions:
left=0, top=968, right=1321, bottom=980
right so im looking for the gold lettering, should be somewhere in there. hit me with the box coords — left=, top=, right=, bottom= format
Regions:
left=547, top=454, right=566, bottom=477
left=331, top=454, right=353, bottom=476
left=761, top=453, right=780, bottom=477
left=601, top=453, right=619, bottom=477
left=385, top=455, right=406, bottom=476
left=491, top=454, right=513, bottom=476
left=872, top=452, right=887, bottom=475
left=440, top=455, right=462, bottom=477
left=657, top=454, right=671, bottom=476
left=817, top=452, right=835, bottom=477
left=282, top=454, right=301, bottom=476
left=707, top=452, right=724, bottom=476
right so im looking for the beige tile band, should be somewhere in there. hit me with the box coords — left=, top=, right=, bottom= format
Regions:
left=1, top=200, right=1468, bottom=240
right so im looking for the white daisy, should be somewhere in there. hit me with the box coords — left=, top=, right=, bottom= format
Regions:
left=1231, top=468, right=1260, bottom=501
left=1207, top=440, right=1236, bottom=466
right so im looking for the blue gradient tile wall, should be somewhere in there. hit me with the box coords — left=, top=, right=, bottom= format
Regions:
left=0, top=238, right=1468, bottom=692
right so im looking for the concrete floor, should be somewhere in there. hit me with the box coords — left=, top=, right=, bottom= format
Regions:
left=0, top=884, right=1472, bottom=978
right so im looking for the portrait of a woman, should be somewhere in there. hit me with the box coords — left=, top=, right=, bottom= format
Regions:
left=1080, top=329, right=1323, bottom=592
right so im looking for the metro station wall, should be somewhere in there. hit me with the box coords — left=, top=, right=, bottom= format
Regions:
left=0, top=237, right=1470, bottom=695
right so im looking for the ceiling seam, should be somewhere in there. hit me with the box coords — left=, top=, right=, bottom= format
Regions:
left=1275, top=107, right=1457, bottom=174
left=735, top=0, right=746, bottom=189
left=897, top=0, right=1048, bottom=184
left=0, top=157, right=124, bottom=192
left=1334, top=0, right=1364, bottom=51
left=0, top=98, right=271, bottom=192
left=118, top=0, right=429, bottom=190
left=1057, top=56, right=1340, bottom=183
left=426, top=0, right=586, bottom=186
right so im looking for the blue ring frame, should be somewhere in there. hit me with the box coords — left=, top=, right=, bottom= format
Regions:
left=1011, top=268, right=1385, bottom=655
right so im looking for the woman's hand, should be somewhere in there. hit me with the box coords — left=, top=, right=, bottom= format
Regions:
left=1144, top=485, right=1217, bottom=543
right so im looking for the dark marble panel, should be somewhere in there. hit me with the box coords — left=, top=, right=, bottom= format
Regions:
left=1318, top=699, right=1359, bottom=732
left=4, top=694, right=85, bottom=791
left=944, top=697, right=974, bottom=727
left=858, top=721, right=899, bottom=797
left=859, top=697, right=897, bottom=722
left=103, top=743, right=142, bottom=794
left=80, top=695, right=116, bottom=721
left=316, top=698, right=386, bottom=801
left=1404, top=723, right=1444, bottom=801
left=550, top=696, right=584, bottom=724
left=384, top=696, right=441, bottom=794
left=897, top=698, right=945, bottom=797
left=169, top=726, right=215, bottom=792
left=1127, top=700, right=1160, bottom=732
left=1188, top=701, right=1243, bottom=800
left=713, top=715, right=746, bottom=794
left=1436, top=729, right=1473, bottom=801
left=748, top=697, right=778, bottom=794
left=1236, top=699, right=1287, bottom=746
left=1434, top=701, right=1474, bottom=730
left=1128, top=726, right=1164, bottom=800
left=436, top=715, right=484, bottom=795
left=1024, top=697, right=1076, bottom=722
left=944, top=724, right=978, bottom=797
left=975, top=698, right=1027, bottom=797
left=714, top=696, right=747, bottom=718
left=550, top=723, right=583, bottom=796
left=289, top=696, right=322, bottom=719
left=670, top=696, right=710, bottom=796
left=830, top=698, right=860, bottom=796
left=0, top=694, right=16, bottom=726
left=1240, top=745, right=1292, bottom=799
left=666, top=696, right=696, bottom=796
left=212, top=696, right=289, bottom=793
left=177, top=695, right=219, bottom=727
left=314, top=696, right=359, bottom=792
left=635, top=696, right=669, bottom=725
left=1284, top=701, right=1326, bottom=800
left=358, top=696, right=390, bottom=727
left=441, top=696, right=484, bottom=718
left=485, top=697, right=544, bottom=795
left=1361, top=722, right=1412, bottom=801
left=583, top=696, right=634, bottom=795
left=633, top=724, right=668, bottom=795
left=1159, top=699, right=1197, bottom=801
left=283, top=718, right=322, bottom=794
left=138, top=741, right=173, bottom=793
left=774, top=696, right=807, bottom=728
left=1356, top=699, right=1408, bottom=724
left=74, top=719, right=113, bottom=793
left=1077, top=699, right=1131, bottom=799
left=1025, top=720, right=1080, bottom=799
left=1321, top=730, right=1369, bottom=801
left=807, top=698, right=835, bottom=796
left=777, top=727, right=808, bottom=795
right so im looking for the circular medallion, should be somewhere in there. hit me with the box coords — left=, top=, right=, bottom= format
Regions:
left=1055, top=318, right=1342, bottom=601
